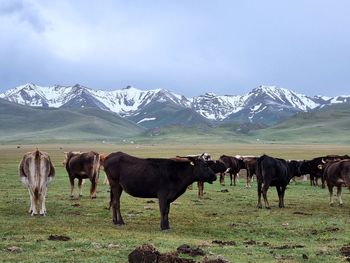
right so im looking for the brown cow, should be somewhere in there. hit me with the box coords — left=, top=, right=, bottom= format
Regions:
left=322, top=159, right=350, bottom=206
left=242, top=156, right=258, bottom=188
left=19, top=149, right=55, bottom=216
left=63, top=151, right=102, bottom=198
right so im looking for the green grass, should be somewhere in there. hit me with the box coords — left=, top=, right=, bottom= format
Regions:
left=1, top=144, right=350, bottom=262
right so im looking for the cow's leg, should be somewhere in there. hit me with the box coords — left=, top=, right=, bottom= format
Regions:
left=70, top=177, right=75, bottom=198
left=230, top=173, right=233, bottom=186
left=246, top=170, right=251, bottom=188
left=90, top=178, right=97, bottom=199
left=321, top=176, right=326, bottom=189
left=280, top=185, right=286, bottom=208
left=257, top=182, right=262, bottom=208
left=31, top=189, right=38, bottom=216
left=276, top=186, right=283, bottom=208
left=197, top=181, right=204, bottom=198
left=262, top=183, right=270, bottom=209
left=28, top=189, right=34, bottom=214
left=78, top=178, right=83, bottom=197
left=219, top=173, right=225, bottom=186
left=39, top=187, right=47, bottom=216
left=111, top=184, right=124, bottom=225
left=328, top=185, right=334, bottom=206
left=235, top=173, right=239, bottom=184
left=159, top=197, right=170, bottom=230
left=337, top=186, right=343, bottom=206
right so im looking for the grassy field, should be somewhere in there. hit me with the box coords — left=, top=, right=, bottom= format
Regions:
left=1, top=143, right=350, bottom=262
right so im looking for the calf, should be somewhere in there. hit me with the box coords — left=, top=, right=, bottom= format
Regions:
left=323, top=159, right=350, bottom=206
left=256, top=155, right=303, bottom=209
left=64, top=151, right=102, bottom=198
left=19, top=149, right=55, bottom=216
left=219, top=155, right=245, bottom=186
left=104, top=152, right=217, bottom=230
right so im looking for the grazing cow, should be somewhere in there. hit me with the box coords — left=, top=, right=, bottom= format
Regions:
left=256, top=155, right=303, bottom=209
left=302, top=155, right=350, bottom=187
left=322, top=159, right=350, bottom=206
left=219, top=155, right=245, bottom=186
left=63, top=151, right=102, bottom=198
left=19, top=149, right=55, bottom=216
left=104, top=152, right=217, bottom=230
left=242, top=156, right=258, bottom=188
left=197, top=160, right=227, bottom=198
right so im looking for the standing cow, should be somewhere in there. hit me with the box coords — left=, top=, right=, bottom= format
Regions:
left=219, top=155, right=245, bottom=186
left=256, top=155, right=303, bottom=209
left=104, top=152, right=217, bottom=230
left=19, top=149, right=55, bottom=216
left=322, top=159, right=350, bottom=206
left=242, top=156, right=258, bottom=188
left=63, top=151, right=102, bottom=198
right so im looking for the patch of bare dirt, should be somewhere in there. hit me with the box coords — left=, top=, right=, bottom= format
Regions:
left=128, top=244, right=196, bottom=263
left=293, top=211, right=312, bottom=216
left=272, top=244, right=304, bottom=249
left=48, top=235, right=71, bottom=241
left=212, top=240, right=236, bottom=246
left=177, top=244, right=205, bottom=257
left=201, top=256, right=231, bottom=263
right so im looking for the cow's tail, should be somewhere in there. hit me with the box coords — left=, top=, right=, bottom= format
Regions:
left=34, top=149, right=41, bottom=200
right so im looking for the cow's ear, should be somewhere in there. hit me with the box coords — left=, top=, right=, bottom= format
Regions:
left=187, top=157, right=196, bottom=165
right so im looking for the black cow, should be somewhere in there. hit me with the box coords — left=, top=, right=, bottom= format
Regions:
left=104, top=152, right=217, bottom=230
left=197, top=160, right=227, bottom=198
left=302, top=155, right=350, bottom=188
left=219, top=155, right=245, bottom=186
left=323, top=159, right=350, bottom=206
left=256, top=155, right=303, bottom=209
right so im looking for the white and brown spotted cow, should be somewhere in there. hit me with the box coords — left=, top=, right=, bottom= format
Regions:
left=19, top=149, right=55, bottom=216
left=63, top=151, right=103, bottom=198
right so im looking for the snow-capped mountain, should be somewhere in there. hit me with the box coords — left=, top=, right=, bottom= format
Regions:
left=1, top=83, right=349, bottom=126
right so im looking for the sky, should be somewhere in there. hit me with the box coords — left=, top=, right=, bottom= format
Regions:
left=0, top=0, right=349, bottom=97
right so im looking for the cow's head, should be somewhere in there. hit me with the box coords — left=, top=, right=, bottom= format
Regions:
left=188, top=157, right=217, bottom=184
left=62, top=151, right=81, bottom=166
left=299, top=160, right=311, bottom=175
left=288, top=160, right=304, bottom=177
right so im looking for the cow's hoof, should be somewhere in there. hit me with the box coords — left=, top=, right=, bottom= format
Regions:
left=339, top=203, right=344, bottom=207
left=257, top=205, right=262, bottom=209
left=79, top=194, right=83, bottom=197
left=265, top=207, right=271, bottom=210
left=113, top=220, right=125, bottom=226
left=28, top=209, right=33, bottom=214
left=329, top=203, right=334, bottom=207
left=91, top=196, right=97, bottom=199
left=31, top=212, right=37, bottom=216
left=161, top=228, right=171, bottom=231
left=40, top=213, right=46, bottom=216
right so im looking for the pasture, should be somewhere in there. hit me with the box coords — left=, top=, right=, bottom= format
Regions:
left=1, top=143, right=350, bottom=262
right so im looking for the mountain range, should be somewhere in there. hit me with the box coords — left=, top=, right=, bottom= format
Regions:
left=1, top=83, right=350, bottom=128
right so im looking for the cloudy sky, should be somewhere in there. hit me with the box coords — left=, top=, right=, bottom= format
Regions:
left=0, top=0, right=349, bottom=96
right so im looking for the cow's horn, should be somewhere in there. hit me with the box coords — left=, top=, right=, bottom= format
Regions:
left=322, top=158, right=326, bottom=164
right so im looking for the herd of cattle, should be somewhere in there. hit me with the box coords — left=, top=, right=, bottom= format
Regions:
left=19, top=149, right=350, bottom=230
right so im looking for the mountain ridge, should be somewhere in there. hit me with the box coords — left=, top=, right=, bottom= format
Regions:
left=1, top=83, right=349, bottom=126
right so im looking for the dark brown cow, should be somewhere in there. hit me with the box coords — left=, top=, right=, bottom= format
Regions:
left=19, top=149, right=55, bottom=216
left=63, top=151, right=102, bottom=198
left=104, top=152, right=217, bottom=230
left=219, top=155, right=245, bottom=186
left=242, top=156, right=258, bottom=188
left=322, top=159, right=350, bottom=206
left=256, top=155, right=303, bottom=209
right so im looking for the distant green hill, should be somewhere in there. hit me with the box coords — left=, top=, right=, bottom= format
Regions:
left=250, top=102, right=350, bottom=144
left=0, top=99, right=145, bottom=143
